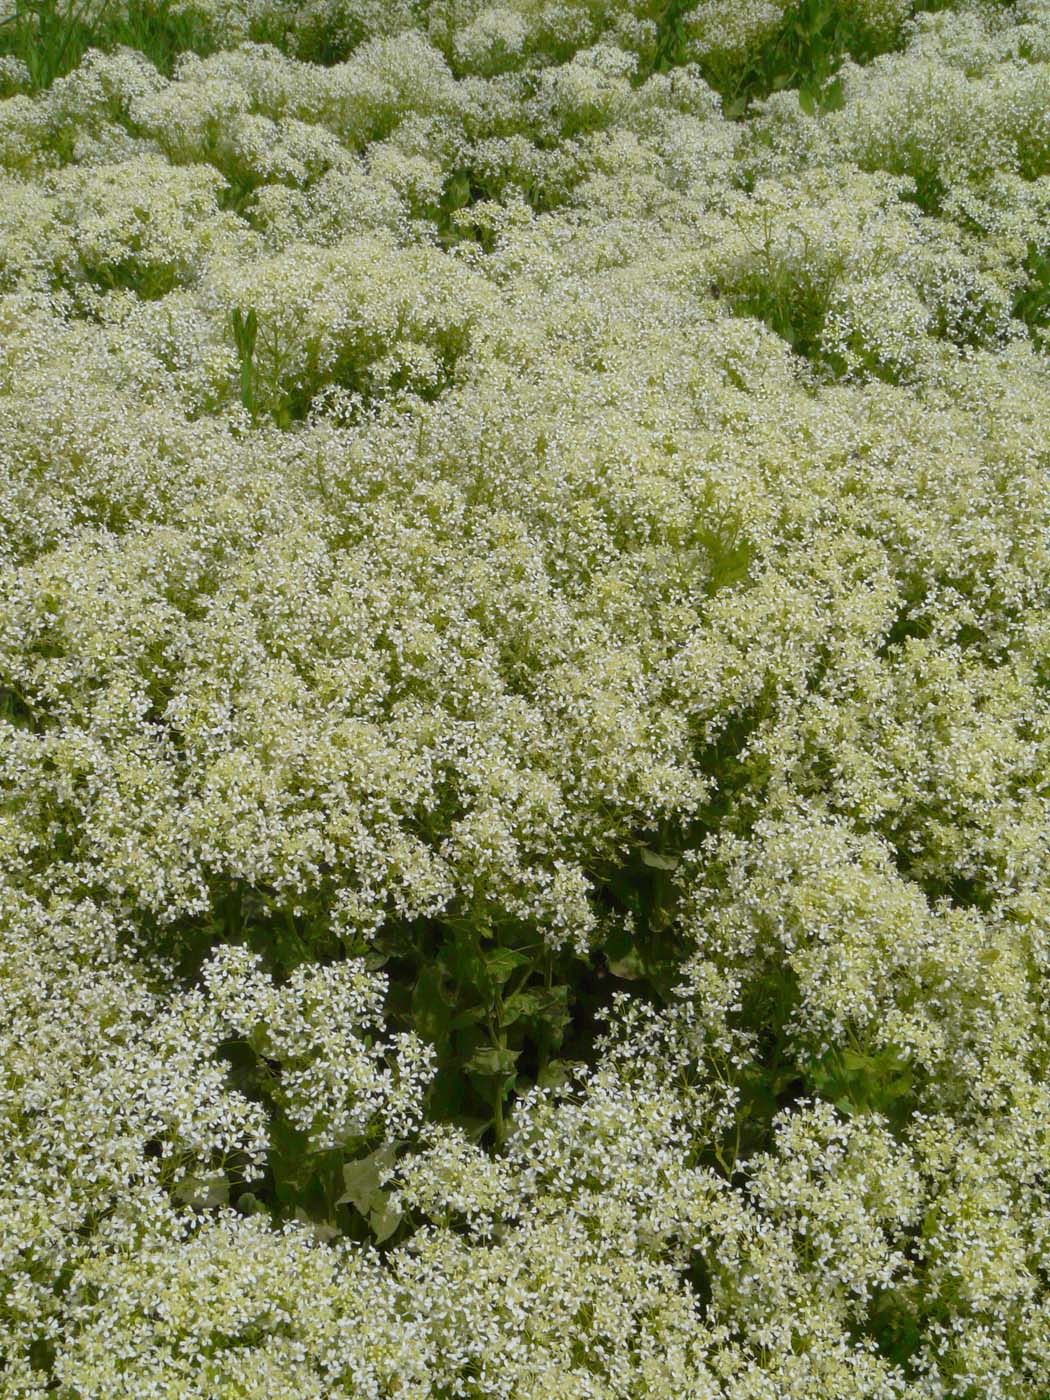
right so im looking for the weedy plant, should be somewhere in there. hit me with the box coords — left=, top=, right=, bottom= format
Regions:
left=2, top=0, right=1050, bottom=1397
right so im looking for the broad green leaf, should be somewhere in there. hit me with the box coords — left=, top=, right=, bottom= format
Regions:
left=450, top=1005, right=486, bottom=1030
left=439, top=937, right=487, bottom=990
left=457, top=1115, right=493, bottom=1144
left=412, top=964, right=450, bottom=1044
left=500, top=989, right=542, bottom=1025
left=294, top=1208, right=341, bottom=1243
left=608, top=948, right=646, bottom=980
left=234, top=1191, right=266, bottom=1216
left=529, top=985, right=571, bottom=1032
left=484, top=947, right=532, bottom=984
left=464, top=1045, right=520, bottom=1077
left=639, top=847, right=679, bottom=870
left=174, top=1173, right=229, bottom=1209
left=537, top=1059, right=577, bottom=1090
left=368, top=1200, right=402, bottom=1243
left=337, top=1144, right=397, bottom=1214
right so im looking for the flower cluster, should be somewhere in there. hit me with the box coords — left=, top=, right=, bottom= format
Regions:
left=1, top=0, right=1050, bottom=1395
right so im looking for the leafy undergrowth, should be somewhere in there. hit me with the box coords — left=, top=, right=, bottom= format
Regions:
left=2, top=1, right=1050, bottom=1397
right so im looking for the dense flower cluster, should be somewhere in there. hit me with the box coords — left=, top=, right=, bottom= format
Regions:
left=1, top=0, right=1050, bottom=1395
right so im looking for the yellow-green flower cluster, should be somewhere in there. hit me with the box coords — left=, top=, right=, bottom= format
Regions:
left=2, top=0, right=1050, bottom=1395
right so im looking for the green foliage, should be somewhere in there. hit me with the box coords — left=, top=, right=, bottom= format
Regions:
left=1013, top=239, right=1050, bottom=346
left=229, top=305, right=257, bottom=416
left=0, top=0, right=217, bottom=90
left=808, top=1045, right=915, bottom=1122
left=652, top=0, right=920, bottom=115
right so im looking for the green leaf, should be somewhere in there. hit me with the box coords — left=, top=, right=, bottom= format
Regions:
left=439, top=935, right=487, bottom=991
left=335, top=1149, right=402, bottom=1241
left=231, top=306, right=258, bottom=359
left=338, top=1157, right=381, bottom=1216
left=234, top=1191, right=266, bottom=1216
left=484, top=947, right=532, bottom=984
left=639, top=847, right=679, bottom=870
left=368, top=1199, right=402, bottom=1244
left=529, top=984, right=571, bottom=1034
left=268, top=1115, right=316, bottom=1199
left=537, top=1059, right=577, bottom=1090
left=608, top=947, right=646, bottom=980
left=464, top=1045, right=520, bottom=1077
left=444, top=171, right=471, bottom=210
left=450, top=1005, right=486, bottom=1030
left=457, top=1114, right=493, bottom=1144
left=500, top=989, right=542, bottom=1026
left=373, top=926, right=416, bottom=961
left=294, top=1207, right=341, bottom=1243
left=412, top=964, right=451, bottom=1044
left=337, top=1144, right=397, bottom=1215
left=820, top=77, right=845, bottom=111
left=174, top=1173, right=229, bottom=1209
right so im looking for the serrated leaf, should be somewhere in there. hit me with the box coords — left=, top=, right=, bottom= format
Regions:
left=337, top=1158, right=381, bottom=1215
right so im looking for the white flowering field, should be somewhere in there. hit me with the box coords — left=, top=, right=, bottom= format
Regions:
left=1, top=0, right=1049, bottom=1394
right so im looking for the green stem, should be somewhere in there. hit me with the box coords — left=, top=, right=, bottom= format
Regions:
left=492, top=1079, right=505, bottom=1147
left=486, top=1011, right=509, bottom=1147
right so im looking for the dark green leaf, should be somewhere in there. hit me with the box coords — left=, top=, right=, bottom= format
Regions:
left=500, top=989, right=542, bottom=1026
left=412, top=964, right=451, bottom=1044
